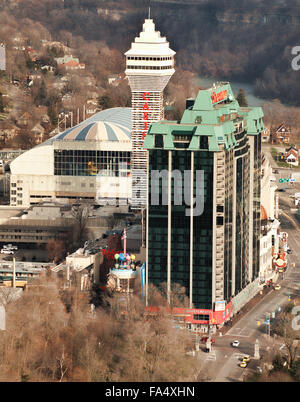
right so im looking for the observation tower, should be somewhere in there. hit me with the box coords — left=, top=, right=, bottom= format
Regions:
left=125, top=18, right=175, bottom=209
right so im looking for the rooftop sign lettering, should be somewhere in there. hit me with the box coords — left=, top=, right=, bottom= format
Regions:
left=211, top=89, right=227, bottom=104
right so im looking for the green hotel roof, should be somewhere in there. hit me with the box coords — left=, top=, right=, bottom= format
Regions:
left=143, top=82, right=265, bottom=152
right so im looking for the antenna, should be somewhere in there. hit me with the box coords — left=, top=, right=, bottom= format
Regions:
left=148, top=0, right=151, bottom=19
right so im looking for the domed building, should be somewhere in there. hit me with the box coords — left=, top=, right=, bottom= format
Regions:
left=10, top=107, right=132, bottom=207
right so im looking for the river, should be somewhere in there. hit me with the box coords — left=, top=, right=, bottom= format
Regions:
left=194, top=76, right=264, bottom=107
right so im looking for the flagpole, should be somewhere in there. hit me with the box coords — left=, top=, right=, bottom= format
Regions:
left=123, top=228, right=127, bottom=256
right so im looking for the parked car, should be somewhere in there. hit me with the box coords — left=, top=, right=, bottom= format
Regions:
left=1, top=248, right=14, bottom=254
left=240, top=362, right=247, bottom=368
left=242, top=355, right=251, bottom=363
left=102, top=229, right=123, bottom=239
left=274, top=284, right=281, bottom=291
left=232, top=340, right=240, bottom=347
left=3, top=244, right=17, bottom=250
left=287, top=249, right=292, bottom=254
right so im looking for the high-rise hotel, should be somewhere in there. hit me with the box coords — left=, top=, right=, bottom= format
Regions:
left=125, top=18, right=175, bottom=209
left=143, top=83, right=263, bottom=330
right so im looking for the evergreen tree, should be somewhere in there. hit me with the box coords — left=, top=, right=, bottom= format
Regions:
left=48, top=103, right=58, bottom=126
left=236, top=88, right=248, bottom=107
left=0, top=92, right=4, bottom=113
left=98, top=94, right=114, bottom=110
left=37, top=80, right=48, bottom=106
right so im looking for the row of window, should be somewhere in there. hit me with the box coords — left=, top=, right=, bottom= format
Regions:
left=54, top=150, right=131, bottom=177
left=127, top=56, right=172, bottom=61
left=127, top=65, right=173, bottom=70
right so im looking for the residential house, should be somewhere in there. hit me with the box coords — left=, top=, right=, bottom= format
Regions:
left=26, top=47, right=39, bottom=62
left=270, top=124, right=291, bottom=144
left=86, top=99, right=99, bottom=116
left=108, top=74, right=123, bottom=86
left=31, top=123, right=45, bottom=144
left=55, top=55, right=85, bottom=71
left=16, top=112, right=32, bottom=128
left=284, top=146, right=299, bottom=166
left=261, top=127, right=270, bottom=143
left=0, top=121, right=20, bottom=142
left=41, top=65, right=55, bottom=73
left=40, top=114, right=51, bottom=132
left=41, top=40, right=71, bottom=55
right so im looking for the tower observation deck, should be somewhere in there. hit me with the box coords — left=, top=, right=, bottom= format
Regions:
left=125, top=18, right=175, bottom=209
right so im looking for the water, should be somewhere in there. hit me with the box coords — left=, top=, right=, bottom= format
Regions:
left=194, top=76, right=264, bottom=107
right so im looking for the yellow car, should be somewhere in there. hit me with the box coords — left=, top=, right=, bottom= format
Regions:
left=274, top=285, right=281, bottom=291
left=242, top=355, right=251, bottom=363
left=240, top=362, right=247, bottom=368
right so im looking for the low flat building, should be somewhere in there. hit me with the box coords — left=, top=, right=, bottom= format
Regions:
left=10, top=108, right=132, bottom=207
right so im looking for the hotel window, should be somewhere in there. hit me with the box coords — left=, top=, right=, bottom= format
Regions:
left=193, top=314, right=210, bottom=321
left=199, top=136, right=209, bottom=149
left=54, top=149, right=131, bottom=177
left=154, top=134, right=164, bottom=148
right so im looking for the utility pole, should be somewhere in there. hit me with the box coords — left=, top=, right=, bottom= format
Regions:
left=13, top=257, right=16, bottom=288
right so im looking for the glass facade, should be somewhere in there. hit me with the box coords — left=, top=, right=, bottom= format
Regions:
left=252, top=133, right=261, bottom=281
left=234, top=130, right=250, bottom=294
left=145, top=83, right=264, bottom=315
left=224, top=151, right=234, bottom=301
left=148, top=149, right=169, bottom=286
left=54, top=149, right=131, bottom=177
left=192, top=151, right=213, bottom=309
left=147, top=148, right=214, bottom=309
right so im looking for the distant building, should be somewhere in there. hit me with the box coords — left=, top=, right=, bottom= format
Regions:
left=16, top=112, right=32, bottom=128
left=26, top=47, right=38, bottom=62
left=0, top=122, right=20, bottom=141
left=261, top=127, right=270, bottom=143
left=10, top=108, right=132, bottom=207
left=52, top=247, right=103, bottom=290
left=0, top=204, right=74, bottom=243
left=284, top=146, right=299, bottom=166
left=260, top=154, right=280, bottom=284
left=270, top=123, right=291, bottom=144
left=31, top=123, right=45, bottom=144
left=55, top=55, right=85, bottom=70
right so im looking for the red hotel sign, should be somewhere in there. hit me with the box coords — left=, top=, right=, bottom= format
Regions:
left=142, top=92, right=150, bottom=142
left=211, top=89, right=227, bottom=104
